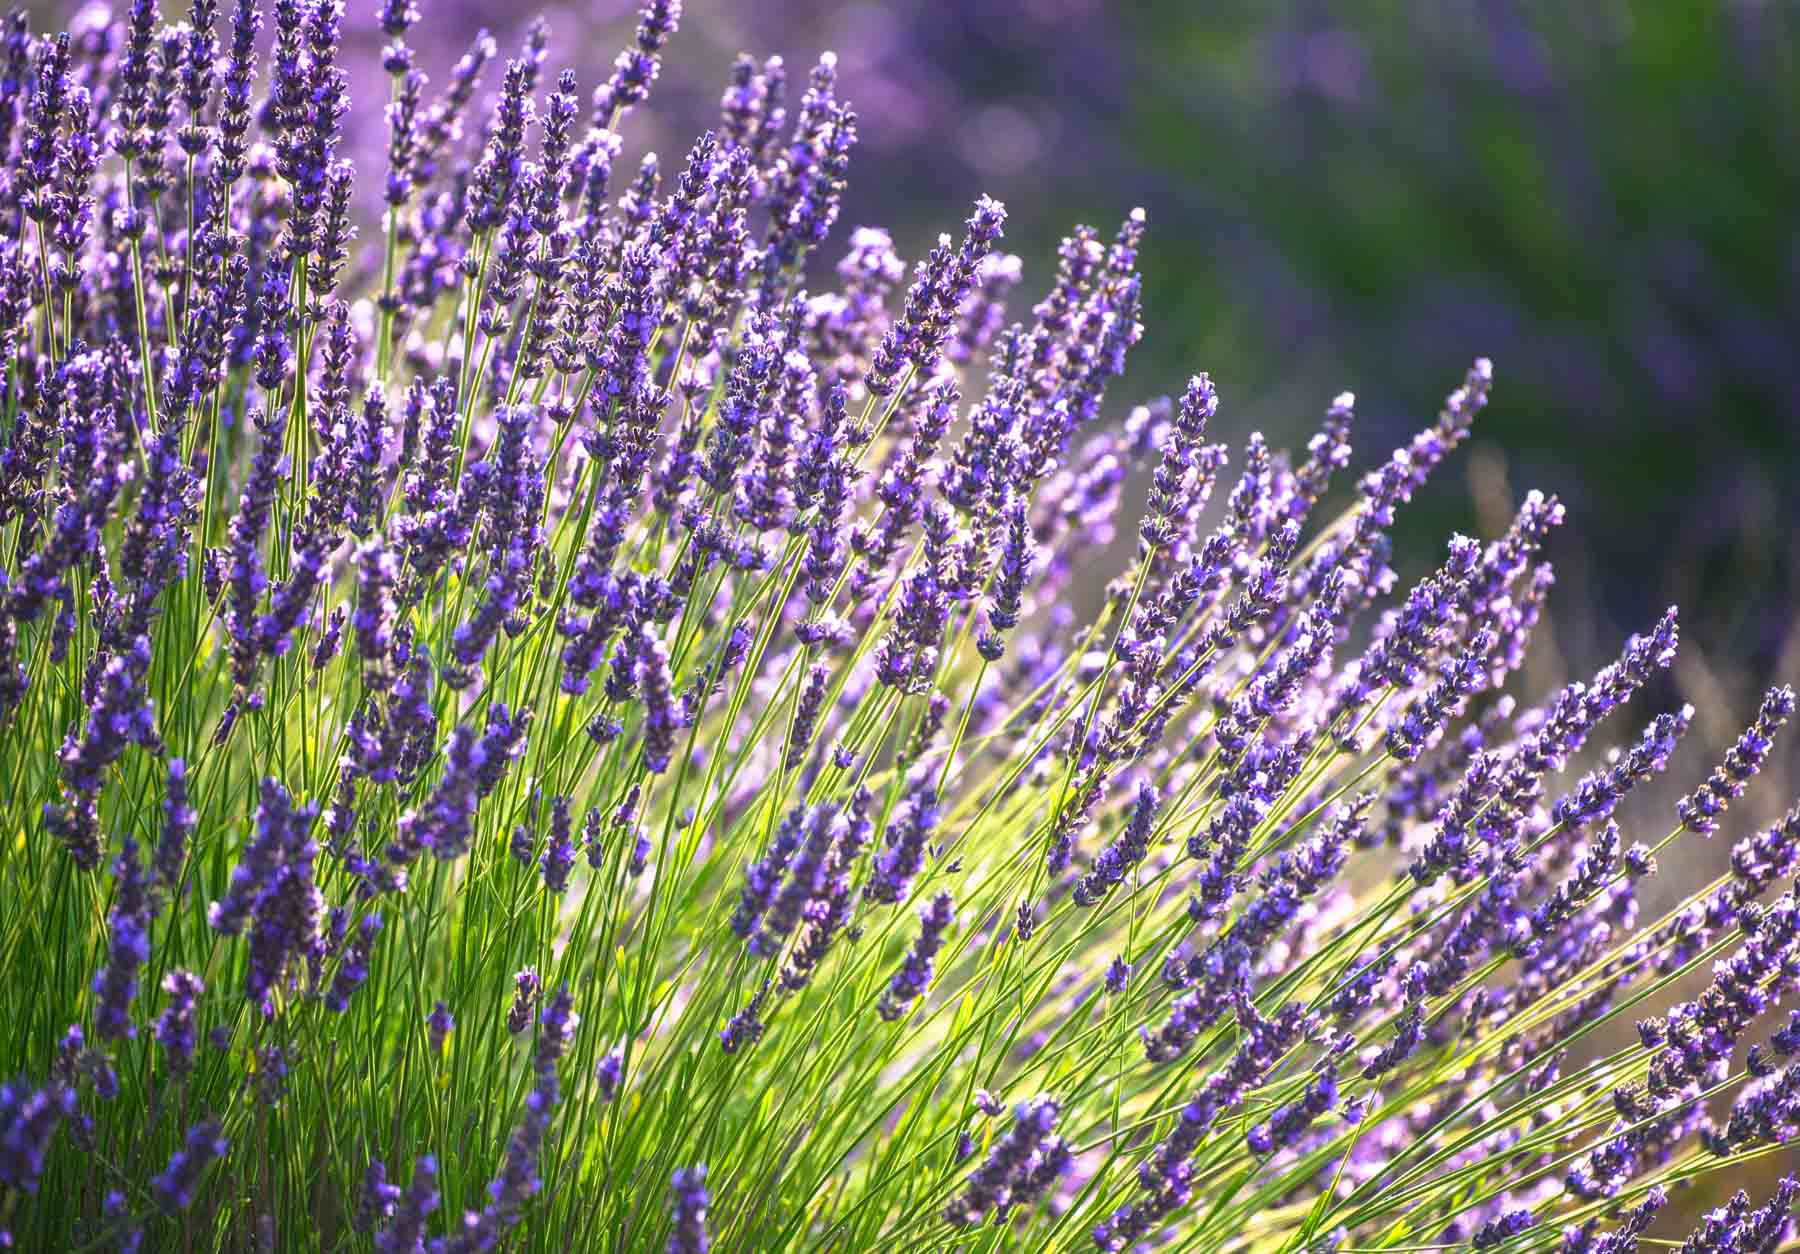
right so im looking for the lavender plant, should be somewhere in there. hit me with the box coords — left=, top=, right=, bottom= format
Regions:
left=0, top=2, right=1795, bottom=1251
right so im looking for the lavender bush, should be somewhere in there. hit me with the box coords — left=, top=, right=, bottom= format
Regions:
left=0, top=1, right=1796, bottom=1250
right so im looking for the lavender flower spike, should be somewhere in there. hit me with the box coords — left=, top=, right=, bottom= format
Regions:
left=1677, top=685, right=1795, bottom=835
left=93, top=837, right=152, bottom=1042
left=150, top=1119, right=228, bottom=1213
left=878, top=892, right=955, bottom=1020
left=668, top=1165, right=711, bottom=1254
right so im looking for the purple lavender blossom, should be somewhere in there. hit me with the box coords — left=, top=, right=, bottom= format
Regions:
left=355, top=1159, right=402, bottom=1236
left=945, top=1095, right=1070, bottom=1227
left=1677, top=686, right=1795, bottom=835
left=1473, top=1208, right=1536, bottom=1249
left=668, top=1164, right=711, bottom=1254
left=595, top=1049, right=624, bottom=1102
left=326, top=914, right=381, bottom=1013
left=375, top=1156, right=440, bottom=1254
left=753, top=803, right=844, bottom=958
left=397, top=704, right=529, bottom=860
left=0, top=1076, right=76, bottom=1196
left=1553, top=707, right=1693, bottom=832
left=978, top=496, right=1036, bottom=662
left=1098, top=998, right=1311, bottom=1247
left=733, top=806, right=805, bottom=941
left=1075, top=782, right=1158, bottom=906
left=153, top=970, right=203, bottom=1076
left=0, top=7, right=1789, bottom=1246
left=150, top=1118, right=228, bottom=1213
left=1247, top=1064, right=1339, bottom=1156
left=867, top=196, right=1006, bottom=397
left=540, top=796, right=576, bottom=894
left=507, top=968, right=540, bottom=1035
left=427, top=1002, right=454, bottom=1056
left=877, top=892, right=954, bottom=1020
left=93, top=837, right=152, bottom=1041
left=720, top=979, right=772, bottom=1055
left=866, top=783, right=940, bottom=905
left=463, top=986, right=578, bottom=1242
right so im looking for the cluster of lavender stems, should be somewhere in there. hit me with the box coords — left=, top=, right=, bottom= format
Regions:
left=0, top=1, right=1796, bottom=1251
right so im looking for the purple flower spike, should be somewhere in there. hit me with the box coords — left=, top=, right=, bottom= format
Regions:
left=1678, top=686, right=1795, bottom=835
left=540, top=797, right=577, bottom=894
left=326, top=915, right=382, bottom=1013
left=1472, top=1208, right=1535, bottom=1249
left=595, top=1049, right=624, bottom=1102
left=153, top=970, right=203, bottom=1076
left=154, top=759, right=195, bottom=895
left=865, top=783, right=940, bottom=905
left=94, top=837, right=153, bottom=1042
left=507, top=968, right=540, bottom=1035
left=945, top=1095, right=1070, bottom=1227
left=150, top=1118, right=228, bottom=1213
left=1075, top=782, right=1158, bottom=906
left=720, top=979, right=773, bottom=1055
left=878, top=892, right=955, bottom=1020
left=375, top=1156, right=439, bottom=1254
left=354, top=1158, right=402, bottom=1236
left=666, top=1164, right=711, bottom=1254
left=0, top=1076, right=77, bottom=1196
left=427, top=1001, right=454, bottom=1056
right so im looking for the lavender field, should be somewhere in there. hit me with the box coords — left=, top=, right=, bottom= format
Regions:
left=0, top=1, right=1796, bottom=1250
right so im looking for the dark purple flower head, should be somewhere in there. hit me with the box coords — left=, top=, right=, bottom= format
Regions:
left=427, top=1001, right=454, bottom=1055
left=540, top=796, right=577, bottom=894
left=397, top=703, right=529, bottom=860
left=325, top=914, right=381, bottom=1013
left=867, top=196, right=1007, bottom=397
left=354, top=1158, right=402, bottom=1236
left=1553, top=706, right=1694, bottom=832
left=978, top=496, right=1036, bottom=662
left=1075, top=781, right=1157, bottom=907
left=58, top=633, right=160, bottom=798
left=1141, top=373, right=1219, bottom=550
left=878, top=891, right=955, bottom=1020
left=462, top=985, right=578, bottom=1240
left=1473, top=1208, right=1536, bottom=1249
left=945, top=1095, right=1070, bottom=1227
left=753, top=803, right=846, bottom=958
left=202, top=777, right=324, bottom=1017
left=668, top=1164, right=711, bottom=1254
left=866, top=783, right=940, bottom=905
left=153, top=970, right=204, bottom=1076
left=0, top=1074, right=77, bottom=1196
left=1678, top=686, right=1795, bottom=836
left=595, top=1049, right=624, bottom=1102
left=94, top=837, right=153, bottom=1042
left=595, top=0, right=682, bottom=126
left=1246, top=1064, right=1339, bottom=1156
left=150, top=1118, right=228, bottom=1213
left=507, top=967, right=540, bottom=1035
left=376, top=0, right=418, bottom=38
left=720, top=978, right=772, bottom=1055
left=375, top=1155, right=439, bottom=1254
